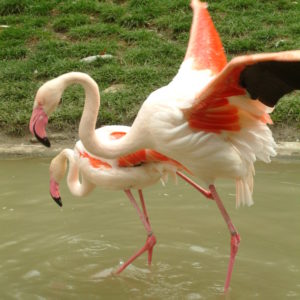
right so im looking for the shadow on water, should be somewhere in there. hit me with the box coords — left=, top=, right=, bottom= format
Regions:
left=0, top=158, right=299, bottom=299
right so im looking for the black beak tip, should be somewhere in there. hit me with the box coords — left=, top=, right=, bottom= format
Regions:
left=33, top=123, right=51, bottom=148
left=52, top=196, right=63, bottom=207
left=41, top=137, right=51, bottom=148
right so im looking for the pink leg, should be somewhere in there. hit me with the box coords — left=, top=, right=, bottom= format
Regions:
left=176, top=171, right=213, bottom=200
left=115, top=189, right=156, bottom=274
left=138, top=190, right=150, bottom=225
left=209, top=185, right=241, bottom=293
left=138, top=189, right=154, bottom=265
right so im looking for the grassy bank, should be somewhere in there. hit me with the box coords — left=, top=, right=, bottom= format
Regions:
left=0, top=0, right=300, bottom=136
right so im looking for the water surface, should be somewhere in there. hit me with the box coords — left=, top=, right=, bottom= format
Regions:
left=0, top=158, right=299, bottom=299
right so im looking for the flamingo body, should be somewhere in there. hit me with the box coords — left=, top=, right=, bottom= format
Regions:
left=49, top=134, right=166, bottom=273
left=127, top=60, right=275, bottom=206
left=49, top=126, right=179, bottom=204
left=73, top=126, right=177, bottom=192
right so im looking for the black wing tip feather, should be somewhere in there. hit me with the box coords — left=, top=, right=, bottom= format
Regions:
left=240, top=61, right=300, bottom=107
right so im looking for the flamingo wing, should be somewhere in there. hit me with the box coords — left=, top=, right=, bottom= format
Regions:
left=239, top=52, right=300, bottom=107
left=184, top=0, right=227, bottom=74
left=185, top=50, right=300, bottom=133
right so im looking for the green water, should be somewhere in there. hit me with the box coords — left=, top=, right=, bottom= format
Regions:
left=0, top=158, right=299, bottom=299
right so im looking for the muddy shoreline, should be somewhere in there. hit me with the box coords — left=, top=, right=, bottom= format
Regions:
left=0, top=131, right=77, bottom=159
left=1, top=124, right=300, bottom=159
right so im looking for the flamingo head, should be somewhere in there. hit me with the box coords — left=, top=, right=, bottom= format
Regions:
left=29, top=77, right=64, bottom=147
left=49, top=150, right=68, bottom=207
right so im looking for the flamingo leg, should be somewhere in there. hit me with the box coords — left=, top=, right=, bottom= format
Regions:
left=209, top=185, right=241, bottom=293
left=138, top=189, right=155, bottom=265
left=138, top=189, right=150, bottom=225
left=115, top=189, right=156, bottom=274
left=177, top=171, right=213, bottom=200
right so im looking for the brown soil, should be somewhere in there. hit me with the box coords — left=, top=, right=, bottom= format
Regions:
left=271, top=124, right=300, bottom=142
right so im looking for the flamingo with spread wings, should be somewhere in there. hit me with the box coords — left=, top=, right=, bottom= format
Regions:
left=29, top=0, right=300, bottom=292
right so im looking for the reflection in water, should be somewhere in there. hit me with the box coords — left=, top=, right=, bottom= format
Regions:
left=0, top=158, right=300, bottom=299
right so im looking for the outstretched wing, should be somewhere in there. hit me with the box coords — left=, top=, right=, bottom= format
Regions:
left=185, top=50, right=300, bottom=133
left=239, top=53, right=300, bottom=107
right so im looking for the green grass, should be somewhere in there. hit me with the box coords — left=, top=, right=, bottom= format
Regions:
left=0, top=0, right=300, bottom=135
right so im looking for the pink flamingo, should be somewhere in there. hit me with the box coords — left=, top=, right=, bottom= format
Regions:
left=48, top=126, right=172, bottom=274
left=29, top=72, right=212, bottom=274
left=29, top=0, right=300, bottom=292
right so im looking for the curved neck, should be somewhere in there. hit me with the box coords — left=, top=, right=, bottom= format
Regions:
left=59, top=72, right=146, bottom=159
left=61, top=72, right=100, bottom=150
left=50, top=149, right=94, bottom=197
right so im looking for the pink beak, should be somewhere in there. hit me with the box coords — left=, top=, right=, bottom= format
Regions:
left=50, top=178, right=62, bottom=207
left=29, top=106, right=51, bottom=147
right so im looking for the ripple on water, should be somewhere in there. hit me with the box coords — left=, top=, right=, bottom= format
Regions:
left=91, top=267, right=114, bottom=281
left=0, top=240, right=18, bottom=250
left=76, top=240, right=119, bottom=257
left=189, top=245, right=207, bottom=254
left=20, top=247, right=32, bottom=253
left=191, top=262, right=202, bottom=269
left=23, top=270, right=41, bottom=279
left=186, top=293, right=203, bottom=300
left=99, top=261, right=197, bottom=299
left=286, top=291, right=299, bottom=297
left=288, top=265, right=300, bottom=273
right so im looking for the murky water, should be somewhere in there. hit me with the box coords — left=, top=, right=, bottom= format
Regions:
left=0, top=158, right=299, bottom=300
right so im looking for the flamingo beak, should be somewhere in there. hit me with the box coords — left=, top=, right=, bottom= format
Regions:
left=52, top=195, right=63, bottom=207
left=50, top=178, right=63, bottom=207
left=29, top=106, right=51, bottom=147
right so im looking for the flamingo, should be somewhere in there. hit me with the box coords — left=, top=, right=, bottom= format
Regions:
left=29, top=72, right=212, bottom=274
left=29, top=0, right=300, bottom=292
left=48, top=126, right=172, bottom=274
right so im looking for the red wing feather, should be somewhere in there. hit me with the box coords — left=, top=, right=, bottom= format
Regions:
left=118, top=150, right=147, bottom=167
left=80, top=151, right=112, bottom=169
left=184, top=0, right=227, bottom=73
left=186, top=51, right=300, bottom=133
left=188, top=98, right=240, bottom=133
left=110, top=131, right=189, bottom=171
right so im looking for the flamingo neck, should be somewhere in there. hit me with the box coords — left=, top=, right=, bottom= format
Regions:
left=59, top=72, right=143, bottom=159
left=60, top=72, right=99, bottom=151
left=51, top=149, right=93, bottom=197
